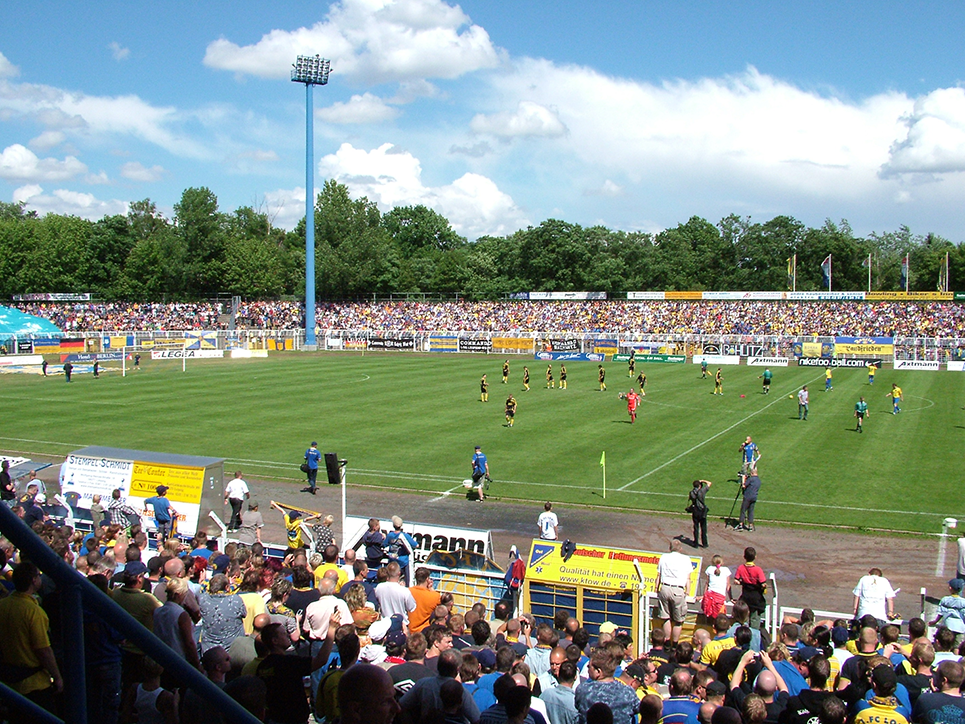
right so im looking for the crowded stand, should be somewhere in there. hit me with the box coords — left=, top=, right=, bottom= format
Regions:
left=1, top=481, right=963, bottom=724
left=11, top=299, right=965, bottom=337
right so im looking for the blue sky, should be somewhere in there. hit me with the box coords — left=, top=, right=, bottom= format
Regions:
left=2, top=1, right=965, bottom=241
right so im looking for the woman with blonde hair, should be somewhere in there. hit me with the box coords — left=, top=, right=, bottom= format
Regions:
left=344, top=582, right=378, bottom=644
left=698, top=554, right=731, bottom=620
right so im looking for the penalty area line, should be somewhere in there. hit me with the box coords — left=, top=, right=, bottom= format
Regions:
left=429, top=485, right=466, bottom=503
left=617, top=374, right=825, bottom=492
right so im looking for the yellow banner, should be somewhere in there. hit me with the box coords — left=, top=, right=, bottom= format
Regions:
left=110, top=336, right=129, bottom=349
left=865, top=291, right=953, bottom=301
left=129, top=463, right=204, bottom=505
left=665, top=291, right=703, bottom=300
left=492, top=337, right=534, bottom=351
left=801, top=342, right=823, bottom=358
left=835, top=343, right=894, bottom=356
left=593, top=345, right=618, bottom=355
left=526, top=540, right=701, bottom=595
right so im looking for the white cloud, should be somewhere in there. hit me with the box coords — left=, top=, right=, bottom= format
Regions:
left=317, top=93, right=399, bottom=124
left=120, top=161, right=165, bottom=182
left=264, top=187, right=306, bottom=230
left=0, top=79, right=208, bottom=158
left=29, top=130, right=65, bottom=150
left=479, top=61, right=912, bottom=201
left=85, top=171, right=110, bottom=185
left=108, top=42, right=130, bottom=61
left=585, top=180, right=624, bottom=197
left=13, top=184, right=128, bottom=220
left=470, top=101, right=567, bottom=138
left=202, top=0, right=500, bottom=84
left=881, top=87, right=965, bottom=175
left=0, top=144, right=87, bottom=182
left=245, top=149, right=279, bottom=162
left=0, top=52, right=19, bottom=79
left=319, top=141, right=527, bottom=238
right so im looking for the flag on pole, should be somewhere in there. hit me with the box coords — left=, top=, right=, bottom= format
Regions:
left=938, top=253, right=947, bottom=292
left=900, top=254, right=909, bottom=291
left=600, top=451, right=606, bottom=467
left=861, top=253, right=871, bottom=268
left=786, top=257, right=792, bottom=290
left=600, top=451, right=606, bottom=499
left=820, top=255, right=831, bottom=289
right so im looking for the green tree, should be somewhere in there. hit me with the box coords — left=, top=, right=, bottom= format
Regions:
left=174, top=187, right=224, bottom=297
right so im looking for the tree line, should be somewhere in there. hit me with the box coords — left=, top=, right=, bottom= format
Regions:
left=0, top=180, right=960, bottom=301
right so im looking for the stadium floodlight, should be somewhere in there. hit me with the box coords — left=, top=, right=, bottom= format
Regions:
left=291, top=55, right=331, bottom=350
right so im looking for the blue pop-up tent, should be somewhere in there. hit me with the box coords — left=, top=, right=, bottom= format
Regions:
left=0, top=306, right=63, bottom=344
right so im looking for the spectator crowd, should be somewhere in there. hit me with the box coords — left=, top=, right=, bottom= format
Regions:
left=1, top=480, right=964, bottom=724
left=11, top=300, right=965, bottom=338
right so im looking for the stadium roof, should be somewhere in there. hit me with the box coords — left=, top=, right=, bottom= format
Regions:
left=0, top=306, right=63, bottom=340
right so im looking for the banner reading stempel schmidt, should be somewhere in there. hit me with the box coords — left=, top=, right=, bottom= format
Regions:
left=526, top=540, right=701, bottom=595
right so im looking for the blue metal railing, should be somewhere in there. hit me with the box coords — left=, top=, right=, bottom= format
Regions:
left=0, top=503, right=260, bottom=724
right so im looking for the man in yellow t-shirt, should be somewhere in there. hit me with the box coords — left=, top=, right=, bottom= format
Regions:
left=313, top=543, right=349, bottom=590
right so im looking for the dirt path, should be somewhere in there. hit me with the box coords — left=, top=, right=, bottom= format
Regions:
left=26, top=458, right=945, bottom=619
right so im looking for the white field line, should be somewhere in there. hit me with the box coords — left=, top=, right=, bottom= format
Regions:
left=617, top=375, right=825, bottom=491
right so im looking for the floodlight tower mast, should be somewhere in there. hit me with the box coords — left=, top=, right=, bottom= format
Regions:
left=291, top=55, right=331, bottom=350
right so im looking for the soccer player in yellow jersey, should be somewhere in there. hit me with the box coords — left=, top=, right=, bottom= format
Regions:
left=628, top=351, right=635, bottom=377
left=546, top=364, right=554, bottom=389
left=636, top=371, right=647, bottom=396
left=714, top=368, right=723, bottom=395
left=598, top=364, right=606, bottom=391
left=523, top=366, right=530, bottom=391
left=502, top=360, right=509, bottom=384
left=867, top=362, right=877, bottom=385
left=559, top=364, right=567, bottom=389
left=505, top=395, right=517, bottom=427
left=480, top=374, right=489, bottom=402
left=887, top=383, right=902, bottom=414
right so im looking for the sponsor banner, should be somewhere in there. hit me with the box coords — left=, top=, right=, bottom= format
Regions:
left=541, top=338, right=581, bottom=352
left=534, top=352, right=605, bottom=362
left=956, top=293, right=965, bottom=301
left=834, top=336, right=894, bottom=356
left=747, top=357, right=790, bottom=367
left=128, top=463, right=204, bottom=505
left=459, top=338, right=493, bottom=353
left=344, top=515, right=493, bottom=565
left=592, top=339, right=619, bottom=355
left=12, top=292, right=91, bottom=301
left=365, top=336, right=416, bottom=351
left=61, top=352, right=124, bottom=363
left=612, top=354, right=631, bottom=362
left=185, top=331, right=218, bottom=350
left=894, top=360, right=940, bottom=371
left=527, top=291, right=607, bottom=301
left=634, top=354, right=685, bottom=364
left=786, top=291, right=866, bottom=300
left=428, top=335, right=459, bottom=352
left=665, top=291, right=703, bottom=300
left=793, top=341, right=833, bottom=358
left=325, top=337, right=343, bottom=350
left=866, top=291, right=953, bottom=301
left=948, top=362, right=965, bottom=372
left=692, top=354, right=740, bottom=366
left=61, top=455, right=133, bottom=506
left=797, top=357, right=883, bottom=368
left=492, top=337, right=533, bottom=351
left=104, top=335, right=135, bottom=349
left=343, top=338, right=367, bottom=350
left=0, top=355, right=43, bottom=367
left=626, top=292, right=666, bottom=300
left=703, top=291, right=789, bottom=300
left=16, top=340, right=32, bottom=354
left=151, top=349, right=224, bottom=359
left=229, top=349, right=267, bottom=358
left=526, top=540, right=701, bottom=595
left=32, top=338, right=65, bottom=354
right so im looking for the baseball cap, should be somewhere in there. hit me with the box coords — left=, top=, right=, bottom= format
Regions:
left=369, top=617, right=392, bottom=641
left=155, top=485, right=169, bottom=494
left=623, top=662, right=647, bottom=684
left=598, top=622, right=618, bottom=634
left=794, top=645, right=821, bottom=662
left=949, top=578, right=965, bottom=592
left=831, top=626, right=850, bottom=645
left=211, top=554, right=231, bottom=573
left=475, top=445, right=481, bottom=450
left=125, top=561, right=148, bottom=577
left=706, top=680, right=728, bottom=698
left=473, top=648, right=496, bottom=669
left=871, top=664, right=897, bottom=690
left=391, top=515, right=403, bottom=528
left=311, top=441, right=317, bottom=446
left=388, top=613, right=405, bottom=633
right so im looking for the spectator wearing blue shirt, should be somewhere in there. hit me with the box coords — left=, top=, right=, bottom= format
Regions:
left=144, top=485, right=176, bottom=545
left=304, top=442, right=321, bottom=494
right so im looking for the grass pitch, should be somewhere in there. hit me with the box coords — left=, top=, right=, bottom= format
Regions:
left=1, top=353, right=961, bottom=534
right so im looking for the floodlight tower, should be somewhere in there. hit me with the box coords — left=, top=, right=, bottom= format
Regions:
left=291, top=54, right=331, bottom=349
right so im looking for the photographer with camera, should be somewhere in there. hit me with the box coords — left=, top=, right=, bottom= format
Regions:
left=687, top=479, right=712, bottom=548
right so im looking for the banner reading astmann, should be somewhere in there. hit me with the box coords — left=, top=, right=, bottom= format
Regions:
left=526, top=540, right=701, bottom=595
left=60, top=454, right=205, bottom=532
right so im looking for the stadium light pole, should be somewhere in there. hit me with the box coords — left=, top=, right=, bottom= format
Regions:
left=291, top=55, right=331, bottom=350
